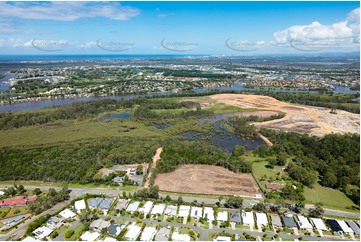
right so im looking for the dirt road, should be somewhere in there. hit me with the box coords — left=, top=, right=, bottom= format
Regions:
left=144, top=147, right=163, bottom=188
left=209, top=94, right=359, bottom=136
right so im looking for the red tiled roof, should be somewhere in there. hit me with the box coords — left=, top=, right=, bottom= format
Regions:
left=266, top=183, right=285, bottom=191
left=0, top=196, right=37, bottom=207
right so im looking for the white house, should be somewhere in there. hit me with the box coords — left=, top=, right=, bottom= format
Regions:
left=125, top=225, right=142, bottom=241
left=74, top=199, right=86, bottom=213
left=337, top=220, right=354, bottom=233
left=310, top=218, right=328, bottom=231
left=126, top=201, right=140, bottom=213
left=151, top=204, right=166, bottom=215
left=164, top=205, right=177, bottom=216
left=80, top=231, right=100, bottom=242
left=33, top=226, right=53, bottom=240
left=59, top=209, right=76, bottom=219
left=191, top=207, right=203, bottom=219
left=178, top=205, right=190, bottom=218
left=214, top=236, right=231, bottom=241
left=242, top=211, right=254, bottom=225
left=172, top=231, right=190, bottom=241
left=217, top=211, right=228, bottom=222
left=140, top=227, right=157, bottom=241
left=139, top=201, right=153, bottom=215
left=256, top=213, right=268, bottom=226
left=203, top=207, right=215, bottom=221
left=297, top=215, right=313, bottom=229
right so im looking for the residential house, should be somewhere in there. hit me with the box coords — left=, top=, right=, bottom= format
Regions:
left=217, top=211, right=228, bottom=222
left=241, top=211, right=254, bottom=225
left=270, top=214, right=282, bottom=228
left=33, top=226, right=53, bottom=240
left=178, top=205, right=191, bottom=218
left=126, top=201, right=140, bottom=213
left=46, top=216, right=63, bottom=229
left=230, top=212, right=241, bottom=224
left=125, top=225, right=142, bottom=241
left=154, top=227, right=170, bottom=241
left=115, top=199, right=130, bottom=211
left=74, top=199, right=86, bottom=213
left=59, top=209, right=76, bottom=219
left=203, top=207, right=215, bottom=221
left=139, top=201, right=153, bottom=215
left=164, top=205, right=177, bottom=216
left=140, top=227, right=157, bottom=241
left=310, top=218, right=328, bottom=231
left=151, top=204, right=166, bottom=215
left=89, top=219, right=111, bottom=232
left=256, top=213, right=268, bottom=227
left=297, top=215, right=313, bottom=230
left=191, top=207, right=203, bottom=219
left=282, top=215, right=297, bottom=228
left=80, top=231, right=100, bottom=242
left=346, top=221, right=360, bottom=235
left=171, top=231, right=190, bottom=241
left=108, top=223, right=125, bottom=237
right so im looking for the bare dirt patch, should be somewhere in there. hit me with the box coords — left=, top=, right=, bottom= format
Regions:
left=209, top=94, right=360, bottom=136
left=154, top=164, right=262, bottom=197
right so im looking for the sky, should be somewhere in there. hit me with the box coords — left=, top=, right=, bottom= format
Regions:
left=0, top=1, right=359, bottom=55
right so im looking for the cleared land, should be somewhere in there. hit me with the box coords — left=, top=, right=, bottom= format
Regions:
left=154, top=164, right=262, bottom=197
left=209, top=94, right=360, bottom=136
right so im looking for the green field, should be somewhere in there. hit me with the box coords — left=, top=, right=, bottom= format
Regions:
left=304, top=183, right=357, bottom=212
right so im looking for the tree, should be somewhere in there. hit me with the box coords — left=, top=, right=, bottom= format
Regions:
left=64, top=230, right=74, bottom=239
left=177, top=196, right=183, bottom=205
left=252, top=203, right=267, bottom=212
left=233, top=145, right=246, bottom=156
left=33, top=188, right=42, bottom=196
left=224, top=197, right=243, bottom=209
left=276, top=153, right=287, bottom=166
left=48, top=188, right=57, bottom=197
left=136, top=165, right=143, bottom=175
left=164, top=195, right=172, bottom=202
left=16, top=185, right=26, bottom=194
left=309, top=203, right=324, bottom=218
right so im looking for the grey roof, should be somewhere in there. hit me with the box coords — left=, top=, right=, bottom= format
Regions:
left=113, top=176, right=123, bottom=183
left=99, top=198, right=113, bottom=210
left=154, top=227, right=170, bottom=241
left=88, top=197, right=103, bottom=208
left=108, top=224, right=123, bottom=236
left=115, top=199, right=129, bottom=210
left=282, top=215, right=297, bottom=228
left=90, top=219, right=110, bottom=231
left=230, top=212, right=241, bottom=223
left=346, top=221, right=360, bottom=235
left=4, top=215, right=24, bottom=226
left=271, top=214, right=282, bottom=227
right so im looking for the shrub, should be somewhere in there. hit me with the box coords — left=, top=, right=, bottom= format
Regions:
left=64, top=230, right=74, bottom=238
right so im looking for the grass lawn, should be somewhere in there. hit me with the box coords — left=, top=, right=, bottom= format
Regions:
left=4, top=207, right=28, bottom=219
left=67, top=223, right=85, bottom=241
left=206, top=103, right=258, bottom=114
left=252, top=160, right=285, bottom=191
left=304, top=183, right=358, bottom=212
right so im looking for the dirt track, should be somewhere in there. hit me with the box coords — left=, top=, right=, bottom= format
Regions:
left=209, top=94, right=360, bottom=136
left=144, top=147, right=163, bottom=188
left=154, top=164, right=262, bottom=197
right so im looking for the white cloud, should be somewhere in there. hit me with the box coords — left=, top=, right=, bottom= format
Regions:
left=273, top=8, right=360, bottom=47
left=0, top=38, right=70, bottom=50
left=0, top=2, right=140, bottom=21
left=79, top=41, right=97, bottom=48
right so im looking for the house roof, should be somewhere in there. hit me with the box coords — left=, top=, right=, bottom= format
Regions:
left=191, top=207, right=203, bottom=218
left=107, top=224, right=124, bottom=236
left=59, top=209, right=76, bottom=219
left=266, top=183, right=285, bottom=191
left=126, top=201, right=140, bottom=212
left=204, top=207, right=215, bottom=221
left=4, top=215, right=25, bottom=226
left=103, top=237, right=117, bottom=242
left=297, top=215, right=313, bottom=229
left=125, top=225, right=142, bottom=240
left=90, top=219, right=110, bottom=230
left=230, top=212, right=241, bottom=223
left=99, top=198, right=113, bottom=210
left=88, top=197, right=103, bottom=208
left=80, top=231, right=100, bottom=242
left=140, top=227, right=157, bottom=241
left=242, top=211, right=254, bottom=225
left=270, top=214, right=282, bottom=227
left=310, top=218, right=327, bottom=231
left=256, top=213, right=268, bottom=226
left=346, top=221, right=360, bottom=235
left=74, top=199, right=86, bottom=212
left=326, top=219, right=342, bottom=232
left=214, top=236, right=231, bottom=241
left=217, top=211, right=228, bottom=222
left=178, top=205, right=191, bottom=217
left=0, top=196, right=27, bottom=207
left=22, top=236, right=38, bottom=242
left=172, top=231, right=190, bottom=241
left=115, top=199, right=130, bottom=210
left=151, top=204, right=166, bottom=215
left=282, top=215, right=297, bottom=228
left=33, top=226, right=53, bottom=239
left=155, top=227, right=170, bottom=241
left=337, top=220, right=353, bottom=233
left=113, top=176, right=123, bottom=183
left=139, top=201, right=153, bottom=215
left=164, top=205, right=177, bottom=216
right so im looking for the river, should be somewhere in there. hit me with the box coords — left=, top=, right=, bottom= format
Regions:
left=0, top=79, right=358, bottom=113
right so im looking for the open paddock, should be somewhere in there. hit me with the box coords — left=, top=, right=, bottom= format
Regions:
left=154, top=164, right=262, bottom=197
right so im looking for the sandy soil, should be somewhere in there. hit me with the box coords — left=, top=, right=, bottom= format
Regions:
left=209, top=94, right=360, bottom=136
left=144, top=147, right=163, bottom=188
left=154, top=164, right=262, bottom=197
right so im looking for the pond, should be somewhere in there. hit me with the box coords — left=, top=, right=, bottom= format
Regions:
left=101, top=112, right=131, bottom=120
left=153, top=123, right=172, bottom=130
left=179, top=117, right=265, bottom=152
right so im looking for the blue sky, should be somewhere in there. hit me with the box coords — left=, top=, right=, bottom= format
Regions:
left=0, top=1, right=359, bottom=55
